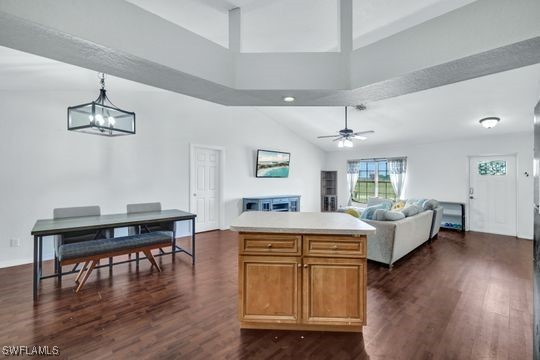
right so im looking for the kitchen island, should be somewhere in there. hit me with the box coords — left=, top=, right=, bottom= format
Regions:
left=230, top=211, right=376, bottom=332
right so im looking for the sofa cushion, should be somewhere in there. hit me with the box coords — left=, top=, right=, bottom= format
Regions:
left=402, top=205, right=422, bottom=217
left=385, top=210, right=406, bottom=221
left=422, top=199, right=440, bottom=211
left=367, top=197, right=393, bottom=210
left=361, top=203, right=386, bottom=220
left=373, top=209, right=387, bottom=221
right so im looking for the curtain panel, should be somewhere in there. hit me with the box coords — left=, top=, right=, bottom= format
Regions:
left=347, top=160, right=362, bottom=205
left=388, top=157, right=407, bottom=200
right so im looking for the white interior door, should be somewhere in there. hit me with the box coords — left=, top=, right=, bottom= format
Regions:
left=192, top=147, right=220, bottom=232
left=469, top=155, right=517, bottom=236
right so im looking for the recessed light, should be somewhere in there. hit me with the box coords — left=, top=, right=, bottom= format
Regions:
left=283, top=96, right=295, bottom=103
left=479, top=117, right=500, bottom=129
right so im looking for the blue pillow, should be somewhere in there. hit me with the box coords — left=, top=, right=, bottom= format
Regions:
left=385, top=211, right=406, bottom=221
left=360, top=203, right=385, bottom=220
left=402, top=205, right=422, bottom=217
left=367, top=197, right=393, bottom=210
left=405, top=198, right=427, bottom=208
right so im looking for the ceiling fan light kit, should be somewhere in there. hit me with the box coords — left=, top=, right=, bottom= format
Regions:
left=479, top=117, right=500, bottom=129
left=317, top=106, right=374, bottom=148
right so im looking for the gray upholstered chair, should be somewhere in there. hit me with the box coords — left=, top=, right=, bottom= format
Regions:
left=126, top=202, right=176, bottom=264
left=53, top=205, right=109, bottom=278
left=126, top=202, right=175, bottom=235
left=53, top=206, right=103, bottom=244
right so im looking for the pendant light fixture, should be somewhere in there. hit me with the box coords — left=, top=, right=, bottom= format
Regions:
left=68, top=73, right=135, bottom=136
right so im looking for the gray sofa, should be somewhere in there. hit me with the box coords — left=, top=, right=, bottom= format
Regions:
left=364, top=206, right=443, bottom=267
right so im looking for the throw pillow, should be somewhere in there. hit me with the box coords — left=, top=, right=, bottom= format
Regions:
left=405, top=198, right=427, bottom=208
left=344, top=208, right=360, bottom=218
left=367, top=197, right=393, bottom=210
left=385, top=211, right=406, bottom=221
left=391, top=200, right=406, bottom=211
left=401, top=205, right=422, bottom=217
left=360, top=203, right=385, bottom=220
left=373, top=209, right=388, bottom=221
left=422, top=199, right=440, bottom=211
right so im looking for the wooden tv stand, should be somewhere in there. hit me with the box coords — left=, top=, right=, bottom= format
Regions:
left=230, top=212, right=375, bottom=332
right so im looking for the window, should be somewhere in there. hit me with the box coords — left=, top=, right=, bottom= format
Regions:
left=478, top=160, right=506, bottom=176
left=352, top=159, right=396, bottom=203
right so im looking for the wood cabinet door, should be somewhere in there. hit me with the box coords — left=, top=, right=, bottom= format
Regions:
left=302, top=257, right=366, bottom=326
left=239, top=256, right=301, bottom=324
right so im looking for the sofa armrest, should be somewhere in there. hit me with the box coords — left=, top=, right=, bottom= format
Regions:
left=392, top=210, right=433, bottom=263
left=364, top=220, right=397, bottom=265
left=430, top=206, right=444, bottom=238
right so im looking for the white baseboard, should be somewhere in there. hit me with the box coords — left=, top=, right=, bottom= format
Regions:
left=0, top=258, right=33, bottom=269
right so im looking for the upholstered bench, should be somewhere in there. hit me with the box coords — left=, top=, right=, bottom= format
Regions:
left=58, top=231, right=172, bottom=292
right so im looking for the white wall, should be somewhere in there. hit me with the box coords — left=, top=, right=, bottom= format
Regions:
left=325, top=133, right=534, bottom=240
left=0, top=90, right=325, bottom=268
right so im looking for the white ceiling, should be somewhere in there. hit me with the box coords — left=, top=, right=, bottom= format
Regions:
left=124, top=0, right=478, bottom=51
left=0, top=46, right=156, bottom=92
left=352, top=0, right=478, bottom=48
left=1, top=45, right=539, bottom=151
left=258, top=63, right=540, bottom=151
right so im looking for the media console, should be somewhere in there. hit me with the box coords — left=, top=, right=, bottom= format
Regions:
left=242, top=195, right=300, bottom=212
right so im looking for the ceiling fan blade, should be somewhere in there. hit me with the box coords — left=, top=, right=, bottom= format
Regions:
left=332, top=137, right=344, bottom=142
left=317, top=135, right=341, bottom=138
left=353, top=130, right=375, bottom=136
left=353, top=135, right=367, bottom=140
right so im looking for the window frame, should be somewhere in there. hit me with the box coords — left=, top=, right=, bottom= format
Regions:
left=351, top=158, right=396, bottom=204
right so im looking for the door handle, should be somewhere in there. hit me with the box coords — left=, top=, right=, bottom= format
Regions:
left=469, top=196, right=474, bottom=199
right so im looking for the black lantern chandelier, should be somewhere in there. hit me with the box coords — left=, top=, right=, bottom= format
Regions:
left=67, top=73, right=136, bottom=136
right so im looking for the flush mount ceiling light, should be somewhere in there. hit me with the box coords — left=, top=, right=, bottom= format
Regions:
left=317, top=106, right=374, bottom=149
left=68, top=73, right=136, bottom=136
left=283, top=96, right=296, bottom=103
left=479, top=117, right=500, bottom=129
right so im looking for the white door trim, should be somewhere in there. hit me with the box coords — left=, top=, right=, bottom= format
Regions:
left=189, top=144, right=226, bottom=231
left=467, top=153, right=518, bottom=236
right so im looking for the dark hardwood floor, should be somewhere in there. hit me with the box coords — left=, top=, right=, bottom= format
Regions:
left=0, top=230, right=532, bottom=359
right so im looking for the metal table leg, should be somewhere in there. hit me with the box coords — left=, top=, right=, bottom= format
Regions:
left=191, top=218, right=196, bottom=265
left=38, top=237, right=43, bottom=279
left=172, top=228, right=177, bottom=261
left=33, top=236, right=39, bottom=301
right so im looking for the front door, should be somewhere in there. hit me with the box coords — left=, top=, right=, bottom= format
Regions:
left=192, top=147, right=220, bottom=232
left=469, top=155, right=517, bottom=236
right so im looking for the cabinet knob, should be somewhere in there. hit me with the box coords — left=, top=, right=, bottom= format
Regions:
left=267, top=243, right=272, bottom=248
left=303, top=264, right=308, bottom=268
left=332, top=245, right=338, bottom=250
left=297, top=263, right=302, bottom=268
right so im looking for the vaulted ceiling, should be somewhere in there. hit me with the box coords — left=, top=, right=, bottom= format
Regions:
left=1, top=45, right=538, bottom=152
left=125, top=0, right=478, bottom=51
left=0, top=0, right=538, bottom=106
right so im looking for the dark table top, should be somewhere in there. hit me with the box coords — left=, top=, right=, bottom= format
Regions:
left=31, top=209, right=196, bottom=236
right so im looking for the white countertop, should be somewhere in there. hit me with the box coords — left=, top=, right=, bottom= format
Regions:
left=230, top=211, right=376, bottom=235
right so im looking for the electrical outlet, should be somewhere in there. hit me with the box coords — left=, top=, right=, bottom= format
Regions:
left=10, top=238, right=20, bottom=247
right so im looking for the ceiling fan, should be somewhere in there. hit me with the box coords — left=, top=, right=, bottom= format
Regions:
left=317, top=106, right=374, bottom=148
